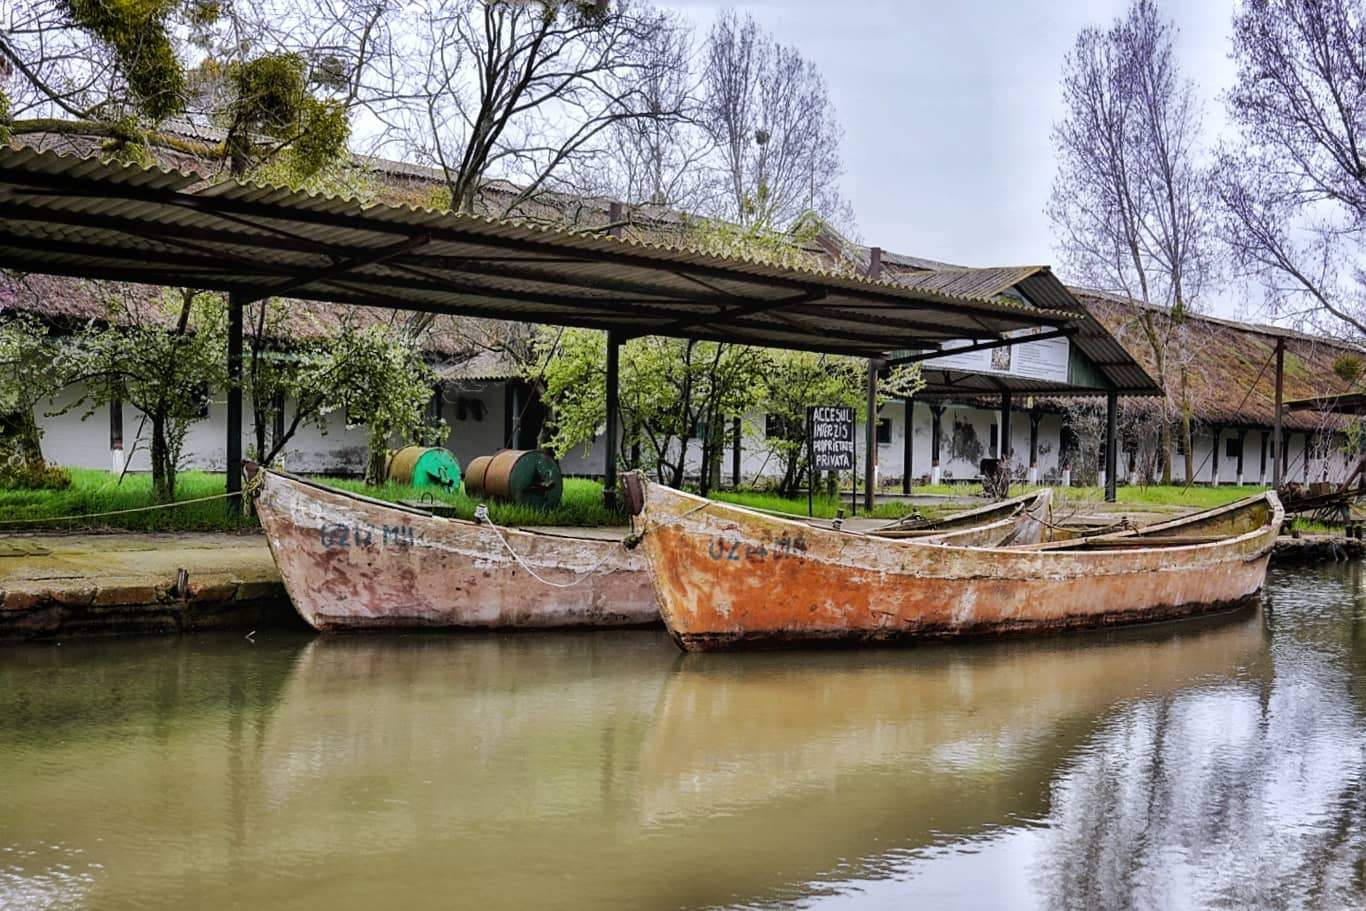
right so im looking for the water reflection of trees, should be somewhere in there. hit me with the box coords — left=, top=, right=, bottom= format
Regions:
left=1040, top=565, right=1366, bottom=910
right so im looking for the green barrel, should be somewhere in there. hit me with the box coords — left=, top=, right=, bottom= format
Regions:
left=465, top=449, right=563, bottom=510
left=387, top=445, right=461, bottom=492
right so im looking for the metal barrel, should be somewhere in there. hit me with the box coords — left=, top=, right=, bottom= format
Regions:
left=386, top=446, right=462, bottom=491
left=464, top=455, right=494, bottom=496
left=463, top=449, right=563, bottom=510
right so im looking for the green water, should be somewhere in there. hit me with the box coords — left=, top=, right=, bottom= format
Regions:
left=3, top=563, right=1365, bottom=910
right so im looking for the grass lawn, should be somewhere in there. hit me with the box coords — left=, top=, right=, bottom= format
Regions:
left=0, top=469, right=1307, bottom=534
left=0, top=468, right=620, bottom=532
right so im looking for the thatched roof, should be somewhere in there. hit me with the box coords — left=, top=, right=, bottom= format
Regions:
left=1074, top=289, right=1364, bottom=432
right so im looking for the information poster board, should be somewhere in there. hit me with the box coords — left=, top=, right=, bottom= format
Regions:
left=925, top=327, right=1071, bottom=383
left=808, top=405, right=855, bottom=471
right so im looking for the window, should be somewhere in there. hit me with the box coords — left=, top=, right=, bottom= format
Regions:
left=989, top=423, right=998, bottom=453
left=766, top=414, right=799, bottom=441
left=189, top=382, right=210, bottom=419
left=876, top=418, right=892, bottom=445
left=1225, top=436, right=1243, bottom=459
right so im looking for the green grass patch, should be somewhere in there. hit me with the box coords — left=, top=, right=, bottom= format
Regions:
left=322, top=476, right=620, bottom=527
left=0, top=469, right=623, bottom=532
left=710, top=488, right=925, bottom=520
left=0, top=470, right=1294, bottom=535
left=0, top=468, right=252, bottom=533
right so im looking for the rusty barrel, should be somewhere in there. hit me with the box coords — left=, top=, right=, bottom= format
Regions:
left=386, top=445, right=461, bottom=491
left=463, top=449, right=563, bottom=510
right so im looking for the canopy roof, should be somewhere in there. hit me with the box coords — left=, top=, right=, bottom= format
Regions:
left=882, top=266, right=1159, bottom=397
left=0, top=147, right=1078, bottom=359
left=1284, top=392, right=1366, bottom=415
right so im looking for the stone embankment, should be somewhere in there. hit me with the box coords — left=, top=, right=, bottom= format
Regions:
left=0, top=532, right=299, bottom=640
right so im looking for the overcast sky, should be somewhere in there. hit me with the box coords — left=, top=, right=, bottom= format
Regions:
left=663, top=0, right=1245, bottom=317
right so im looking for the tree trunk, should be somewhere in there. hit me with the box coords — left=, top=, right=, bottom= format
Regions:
left=1181, top=410, right=1194, bottom=483
left=1, top=408, right=45, bottom=468
left=1159, top=420, right=1172, bottom=485
left=150, top=413, right=171, bottom=502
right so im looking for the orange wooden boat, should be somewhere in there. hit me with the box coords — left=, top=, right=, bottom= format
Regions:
left=624, top=473, right=1283, bottom=652
left=249, top=464, right=654, bottom=631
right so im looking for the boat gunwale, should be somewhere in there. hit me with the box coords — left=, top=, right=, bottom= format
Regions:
left=634, top=474, right=1283, bottom=563
left=256, top=465, right=626, bottom=546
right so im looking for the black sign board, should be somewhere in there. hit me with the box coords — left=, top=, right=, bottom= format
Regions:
left=808, top=405, right=855, bottom=471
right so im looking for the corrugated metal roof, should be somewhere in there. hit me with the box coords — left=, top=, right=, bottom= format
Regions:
left=0, top=147, right=1078, bottom=359
left=874, top=264, right=1162, bottom=396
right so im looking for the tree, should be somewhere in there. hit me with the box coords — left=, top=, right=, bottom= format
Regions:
left=599, top=21, right=714, bottom=213
left=701, top=10, right=850, bottom=229
left=0, top=311, right=74, bottom=486
left=374, top=0, right=687, bottom=218
left=1048, top=0, right=1214, bottom=484
left=1, top=0, right=364, bottom=178
left=74, top=288, right=228, bottom=502
left=539, top=329, right=766, bottom=494
left=1216, top=0, right=1366, bottom=341
left=328, top=324, right=446, bottom=484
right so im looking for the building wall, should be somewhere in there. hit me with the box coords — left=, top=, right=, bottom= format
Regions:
left=36, top=378, right=1357, bottom=488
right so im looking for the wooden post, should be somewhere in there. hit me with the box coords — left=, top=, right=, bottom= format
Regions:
left=863, top=248, right=882, bottom=511
left=109, top=396, right=123, bottom=474
left=226, top=291, right=244, bottom=513
left=1303, top=431, right=1311, bottom=482
left=901, top=396, right=913, bottom=494
left=930, top=405, right=944, bottom=485
left=1235, top=428, right=1247, bottom=485
left=604, top=330, right=621, bottom=510
left=731, top=416, right=741, bottom=488
left=864, top=359, right=879, bottom=511
left=603, top=202, right=624, bottom=510
left=1259, top=430, right=1269, bottom=485
left=1000, top=391, right=1013, bottom=460
left=1273, top=338, right=1285, bottom=486
left=1028, top=410, right=1041, bottom=484
left=1104, top=390, right=1118, bottom=502
left=1211, top=426, right=1222, bottom=486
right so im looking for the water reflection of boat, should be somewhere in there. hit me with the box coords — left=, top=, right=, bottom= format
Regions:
left=627, top=473, right=1283, bottom=651
left=631, top=610, right=1266, bottom=906
left=0, top=612, right=1267, bottom=911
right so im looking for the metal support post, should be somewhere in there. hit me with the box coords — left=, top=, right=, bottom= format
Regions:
left=226, top=291, right=244, bottom=515
left=1104, top=390, right=1118, bottom=502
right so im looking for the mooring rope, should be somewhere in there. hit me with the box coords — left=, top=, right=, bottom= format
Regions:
left=473, top=503, right=630, bottom=589
left=470, top=498, right=716, bottom=589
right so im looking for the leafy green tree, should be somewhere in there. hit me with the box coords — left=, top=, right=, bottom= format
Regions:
left=2, top=1, right=359, bottom=179
left=0, top=312, right=75, bottom=486
left=242, top=302, right=447, bottom=475
left=74, top=288, right=228, bottom=502
left=328, top=325, right=446, bottom=485
left=538, top=329, right=767, bottom=493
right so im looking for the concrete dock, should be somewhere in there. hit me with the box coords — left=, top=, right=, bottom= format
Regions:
left=0, top=531, right=298, bottom=639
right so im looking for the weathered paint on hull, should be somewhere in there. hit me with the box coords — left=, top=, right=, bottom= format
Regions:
left=631, top=478, right=1282, bottom=652
left=254, top=469, right=656, bottom=631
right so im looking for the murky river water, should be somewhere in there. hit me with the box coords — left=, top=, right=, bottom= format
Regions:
left=3, top=563, right=1366, bottom=910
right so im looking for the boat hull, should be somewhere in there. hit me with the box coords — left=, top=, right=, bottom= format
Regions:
left=630, top=477, right=1282, bottom=652
left=254, top=469, right=655, bottom=631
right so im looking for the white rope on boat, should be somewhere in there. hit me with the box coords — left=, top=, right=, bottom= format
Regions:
left=471, top=498, right=713, bottom=590
left=474, top=504, right=629, bottom=589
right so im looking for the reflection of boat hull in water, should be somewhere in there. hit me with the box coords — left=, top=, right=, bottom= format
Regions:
left=251, top=466, right=654, bottom=630
left=638, top=610, right=1266, bottom=840
left=627, top=474, right=1283, bottom=651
